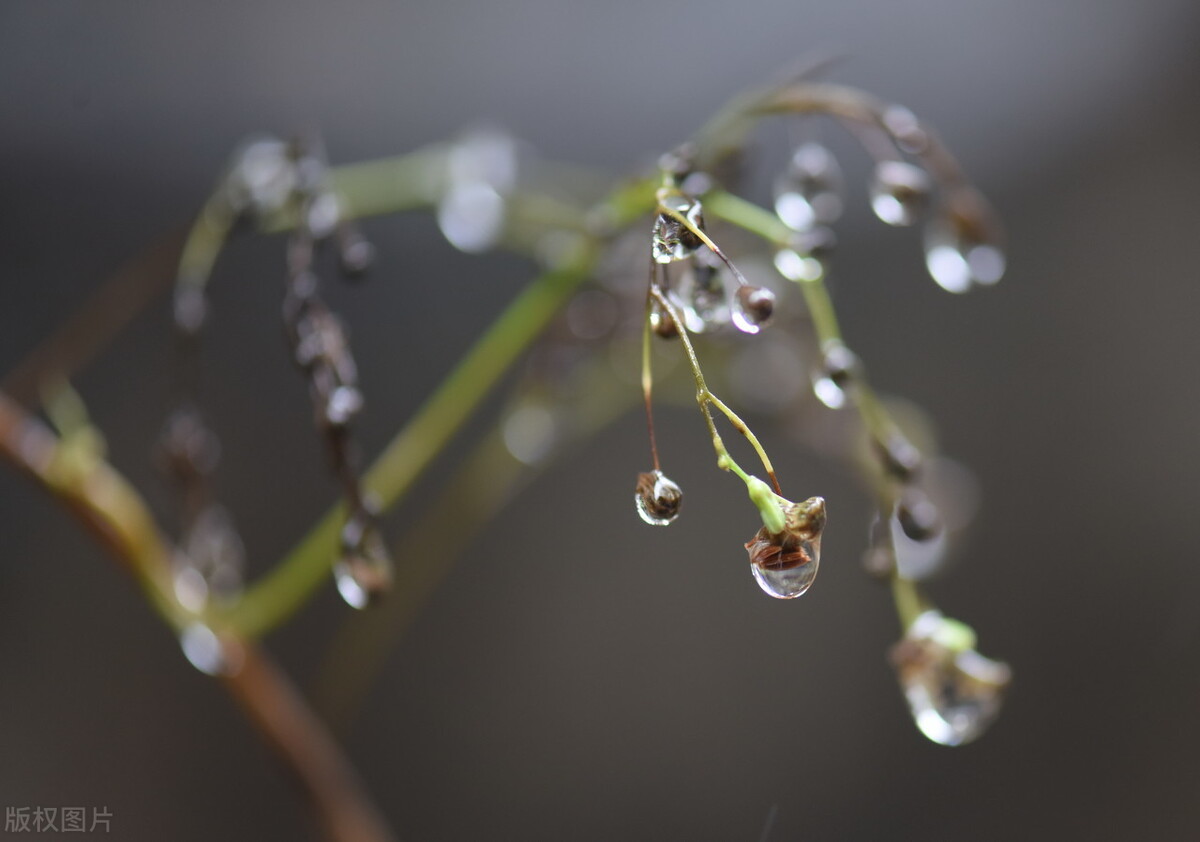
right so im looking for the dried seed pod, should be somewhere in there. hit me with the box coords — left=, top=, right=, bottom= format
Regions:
left=634, top=470, right=683, bottom=526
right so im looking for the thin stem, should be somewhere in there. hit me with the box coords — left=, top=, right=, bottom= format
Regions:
left=890, top=575, right=926, bottom=631
left=0, top=390, right=394, bottom=842
left=657, top=192, right=750, bottom=287
left=642, top=271, right=661, bottom=471
left=224, top=251, right=599, bottom=638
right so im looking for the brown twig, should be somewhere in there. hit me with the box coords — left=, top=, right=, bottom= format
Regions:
left=0, top=390, right=395, bottom=842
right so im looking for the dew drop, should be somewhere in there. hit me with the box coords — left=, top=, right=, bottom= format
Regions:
left=335, top=511, right=393, bottom=609
left=732, top=285, right=776, bottom=334
left=773, top=143, right=843, bottom=231
left=744, top=496, right=825, bottom=598
left=811, top=341, right=858, bottom=409
left=889, top=490, right=947, bottom=581
left=635, top=470, right=682, bottom=525
left=179, top=623, right=235, bottom=676
left=323, top=385, right=364, bottom=428
left=869, top=161, right=931, bottom=227
left=891, top=611, right=1011, bottom=746
left=881, top=105, right=929, bottom=155
left=649, top=299, right=679, bottom=339
left=652, top=197, right=705, bottom=264
left=438, top=181, right=506, bottom=253
left=924, top=209, right=1006, bottom=293
left=672, top=251, right=729, bottom=333
left=227, top=137, right=298, bottom=217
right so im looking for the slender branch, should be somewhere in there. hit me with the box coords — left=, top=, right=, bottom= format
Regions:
left=0, top=389, right=396, bottom=842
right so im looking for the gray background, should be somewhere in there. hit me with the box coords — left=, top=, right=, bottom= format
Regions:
left=2, top=2, right=1199, bottom=840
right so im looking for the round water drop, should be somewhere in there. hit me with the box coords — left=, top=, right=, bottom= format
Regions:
left=179, top=623, right=233, bottom=676
left=744, top=496, right=825, bottom=598
left=438, top=182, right=506, bottom=253
left=889, top=495, right=947, bottom=581
left=634, top=470, right=682, bottom=526
left=652, top=198, right=705, bottom=264
left=869, top=161, right=931, bottom=227
left=673, top=254, right=729, bottom=333
left=732, top=285, right=775, bottom=335
left=892, top=611, right=1011, bottom=746
left=773, top=143, right=843, bottom=231
left=811, top=342, right=857, bottom=409
left=924, top=213, right=1006, bottom=293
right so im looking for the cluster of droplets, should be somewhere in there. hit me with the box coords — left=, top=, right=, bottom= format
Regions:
left=890, top=610, right=1011, bottom=746
left=280, top=137, right=393, bottom=609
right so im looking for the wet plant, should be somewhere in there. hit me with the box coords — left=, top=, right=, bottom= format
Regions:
left=0, top=63, right=1011, bottom=842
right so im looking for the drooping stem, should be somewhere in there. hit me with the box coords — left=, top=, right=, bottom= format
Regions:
left=224, top=252, right=600, bottom=637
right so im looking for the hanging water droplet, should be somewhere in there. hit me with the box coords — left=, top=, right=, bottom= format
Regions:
left=881, top=105, right=929, bottom=155
left=891, top=610, right=1011, bottom=746
left=732, top=285, right=776, bottom=334
left=774, top=143, right=843, bottom=231
left=869, top=161, right=931, bottom=227
left=652, top=196, right=705, bottom=264
left=634, top=470, right=683, bottom=525
left=437, top=129, right=518, bottom=254
left=924, top=206, right=1006, bottom=293
left=874, top=430, right=923, bottom=481
left=672, top=251, right=729, bottom=333
left=889, top=489, right=947, bottom=580
left=811, top=341, right=858, bottom=410
left=179, top=622, right=237, bottom=676
left=774, top=228, right=837, bottom=283
left=334, top=509, right=393, bottom=609
left=744, top=496, right=826, bottom=598
left=649, top=299, right=679, bottom=339
left=226, top=137, right=298, bottom=217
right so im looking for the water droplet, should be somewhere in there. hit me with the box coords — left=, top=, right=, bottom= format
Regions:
left=732, top=285, right=776, bottom=334
left=891, top=610, right=1011, bottom=746
left=881, top=105, right=929, bottom=155
left=335, top=509, right=393, bottom=609
left=635, top=470, right=682, bottom=525
left=774, top=143, right=843, bottom=231
left=869, top=161, right=931, bottom=227
left=338, top=230, right=375, bottom=277
left=874, top=430, right=923, bottom=481
left=652, top=197, right=705, bottom=264
left=173, top=287, right=208, bottom=335
left=744, top=496, right=825, bottom=598
left=924, top=208, right=1006, bottom=293
left=438, top=181, right=506, bottom=253
left=503, top=402, right=558, bottom=465
left=811, top=342, right=858, bottom=409
left=649, top=299, right=679, bottom=339
left=774, top=228, right=837, bottom=283
left=672, top=251, right=729, bottom=333
left=227, top=137, right=297, bottom=217
left=179, top=623, right=238, bottom=676
left=306, top=192, right=341, bottom=240
left=323, top=385, right=363, bottom=428
left=889, top=490, right=947, bottom=580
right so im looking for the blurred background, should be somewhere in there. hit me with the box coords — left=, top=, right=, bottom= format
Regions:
left=3, top=2, right=1200, bottom=840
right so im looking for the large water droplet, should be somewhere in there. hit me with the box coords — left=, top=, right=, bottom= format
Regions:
left=774, top=143, right=843, bottom=231
left=672, top=251, right=729, bottom=333
left=744, top=496, right=825, bottom=598
left=924, top=209, right=1006, bottom=293
left=731, top=285, right=776, bottom=335
left=892, top=610, right=1011, bottom=746
left=652, top=196, right=705, bottom=264
left=869, top=161, right=931, bottom=227
left=635, top=470, right=682, bottom=525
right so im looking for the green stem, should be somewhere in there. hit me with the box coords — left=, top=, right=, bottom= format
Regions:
left=224, top=250, right=599, bottom=637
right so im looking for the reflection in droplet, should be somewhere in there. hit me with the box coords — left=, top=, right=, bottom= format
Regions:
left=774, top=143, right=843, bottom=231
left=869, top=161, right=931, bottom=227
left=744, top=496, right=826, bottom=598
left=635, top=470, right=683, bottom=526
left=924, top=209, right=1006, bottom=293
left=732, top=285, right=775, bottom=335
left=891, top=610, right=1011, bottom=746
